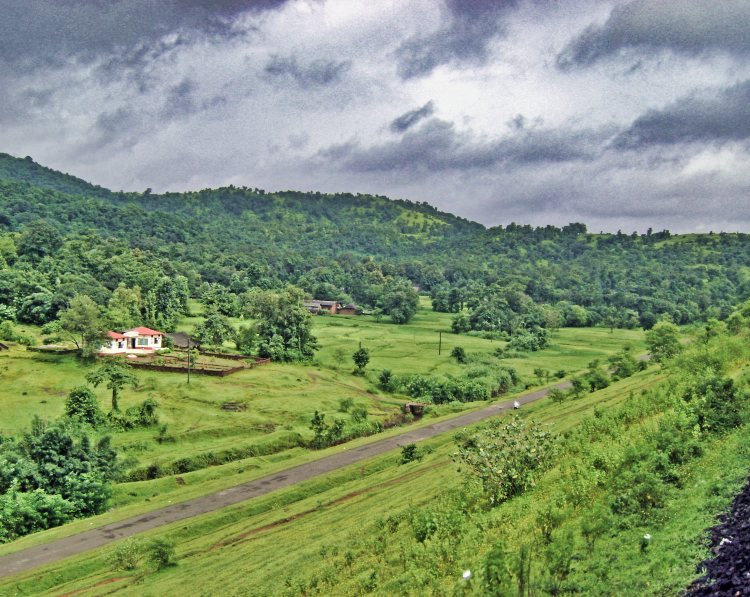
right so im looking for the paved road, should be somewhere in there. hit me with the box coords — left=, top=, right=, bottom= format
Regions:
left=0, top=381, right=570, bottom=579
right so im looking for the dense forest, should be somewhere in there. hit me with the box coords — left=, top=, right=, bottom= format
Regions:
left=1, top=152, right=749, bottom=336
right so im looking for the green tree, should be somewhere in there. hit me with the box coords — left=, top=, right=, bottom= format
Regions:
left=645, top=320, right=682, bottom=363
left=352, top=346, right=370, bottom=374
left=17, top=220, right=62, bottom=263
left=194, top=308, right=234, bottom=346
left=65, top=386, right=102, bottom=426
left=451, top=345, right=467, bottom=363
left=234, top=324, right=257, bottom=353
left=86, top=358, right=138, bottom=411
left=59, top=295, right=106, bottom=356
left=380, top=278, right=419, bottom=324
left=247, top=286, right=317, bottom=361
left=107, top=285, right=143, bottom=329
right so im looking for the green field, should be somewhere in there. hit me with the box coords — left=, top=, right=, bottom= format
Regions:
left=0, top=303, right=670, bottom=595
left=0, top=302, right=644, bottom=479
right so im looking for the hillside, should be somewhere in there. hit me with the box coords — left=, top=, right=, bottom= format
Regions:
left=0, top=151, right=749, bottom=332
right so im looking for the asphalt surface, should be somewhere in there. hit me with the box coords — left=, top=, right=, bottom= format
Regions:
left=0, top=381, right=570, bottom=579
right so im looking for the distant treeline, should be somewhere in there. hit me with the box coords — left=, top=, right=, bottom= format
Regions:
left=1, top=152, right=749, bottom=333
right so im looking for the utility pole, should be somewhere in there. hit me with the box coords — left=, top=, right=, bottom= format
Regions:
left=187, top=337, right=191, bottom=385
left=438, top=331, right=442, bottom=355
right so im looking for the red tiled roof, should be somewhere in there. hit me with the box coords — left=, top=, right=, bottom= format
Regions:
left=107, top=331, right=126, bottom=339
left=127, top=326, right=165, bottom=336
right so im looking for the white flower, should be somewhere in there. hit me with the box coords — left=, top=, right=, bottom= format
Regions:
left=462, top=570, right=472, bottom=580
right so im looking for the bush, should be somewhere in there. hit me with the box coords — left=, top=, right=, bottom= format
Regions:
left=350, top=405, right=368, bottom=423
left=147, top=538, right=176, bottom=570
left=450, top=346, right=467, bottom=363
left=0, top=489, right=75, bottom=543
left=548, top=388, right=566, bottom=403
left=352, top=346, right=370, bottom=374
left=454, top=416, right=557, bottom=505
left=338, top=397, right=354, bottom=413
left=65, top=386, right=102, bottom=426
left=0, top=320, right=18, bottom=341
left=400, top=443, right=422, bottom=464
left=451, top=313, right=471, bottom=334
left=378, top=369, right=396, bottom=392
left=109, top=538, right=144, bottom=571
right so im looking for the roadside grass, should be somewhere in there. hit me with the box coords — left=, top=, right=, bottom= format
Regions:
left=0, top=380, right=544, bottom=559
left=4, top=366, right=743, bottom=597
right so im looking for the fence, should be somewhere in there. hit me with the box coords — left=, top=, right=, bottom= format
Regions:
left=126, top=361, right=246, bottom=377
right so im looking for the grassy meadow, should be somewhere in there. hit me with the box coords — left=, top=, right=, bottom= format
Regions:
left=0, top=301, right=642, bottom=527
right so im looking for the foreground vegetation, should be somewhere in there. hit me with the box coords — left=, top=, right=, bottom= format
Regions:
left=1, top=307, right=749, bottom=594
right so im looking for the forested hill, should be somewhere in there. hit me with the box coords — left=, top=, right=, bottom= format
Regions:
left=1, top=151, right=749, bottom=333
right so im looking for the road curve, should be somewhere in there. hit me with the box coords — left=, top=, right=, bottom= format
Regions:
left=0, top=381, right=570, bottom=579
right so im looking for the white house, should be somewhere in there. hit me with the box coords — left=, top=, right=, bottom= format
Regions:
left=100, top=326, right=165, bottom=355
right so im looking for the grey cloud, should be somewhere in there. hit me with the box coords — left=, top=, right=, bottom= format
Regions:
left=395, top=0, right=518, bottom=79
left=264, top=55, right=351, bottom=88
left=321, top=118, right=605, bottom=173
left=163, top=79, right=198, bottom=118
left=614, top=79, right=750, bottom=148
left=390, top=101, right=435, bottom=133
left=0, top=0, right=289, bottom=74
left=558, top=0, right=750, bottom=69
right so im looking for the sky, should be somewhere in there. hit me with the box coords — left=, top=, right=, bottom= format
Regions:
left=1, top=0, right=749, bottom=233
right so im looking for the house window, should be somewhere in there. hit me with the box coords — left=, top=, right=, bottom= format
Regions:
left=136, top=337, right=149, bottom=347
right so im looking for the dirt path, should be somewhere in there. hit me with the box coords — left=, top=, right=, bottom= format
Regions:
left=0, top=381, right=570, bottom=579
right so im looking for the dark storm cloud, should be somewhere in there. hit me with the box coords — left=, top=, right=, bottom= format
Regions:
left=0, top=0, right=290, bottom=73
left=395, top=0, right=518, bottom=79
left=614, top=79, right=750, bottom=149
left=390, top=101, right=435, bottom=133
left=557, top=0, right=750, bottom=69
left=321, top=118, right=605, bottom=173
left=264, top=55, right=351, bottom=88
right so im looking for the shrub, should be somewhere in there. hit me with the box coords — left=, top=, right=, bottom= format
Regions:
left=454, top=416, right=557, bottom=505
left=548, top=388, right=566, bottom=403
left=450, top=346, right=467, bottom=363
left=338, top=397, right=354, bottom=413
left=0, top=489, right=75, bottom=543
left=65, top=386, right=102, bottom=426
left=0, top=320, right=18, bottom=341
left=352, top=346, right=370, bottom=374
left=147, top=538, right=176, bottom=570
left=400, top=443, right=422, bottom=464
left=350, top=405, right=368, bottom=423
left=109, top=538, right=144, bottom=571
left=451, top=313, right=471, bottom=334
left=378, top=369, right=397, bottom=392
left=483, top=544, right=514, bottom=596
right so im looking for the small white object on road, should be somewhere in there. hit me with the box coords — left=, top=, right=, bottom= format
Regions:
left=513, top=401, right=520, bottom=409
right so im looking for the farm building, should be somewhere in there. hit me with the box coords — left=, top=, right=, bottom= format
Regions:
left=303, top=300, right=361, bottom=315
left=166, top=331, right=201, bottom=349
left=100, top=326, right=165, bottom=355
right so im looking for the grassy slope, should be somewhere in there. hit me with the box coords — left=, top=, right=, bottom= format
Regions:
left=11, top=366, right=739, bottom=597
left=0, top=370, right=660, bottom=595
